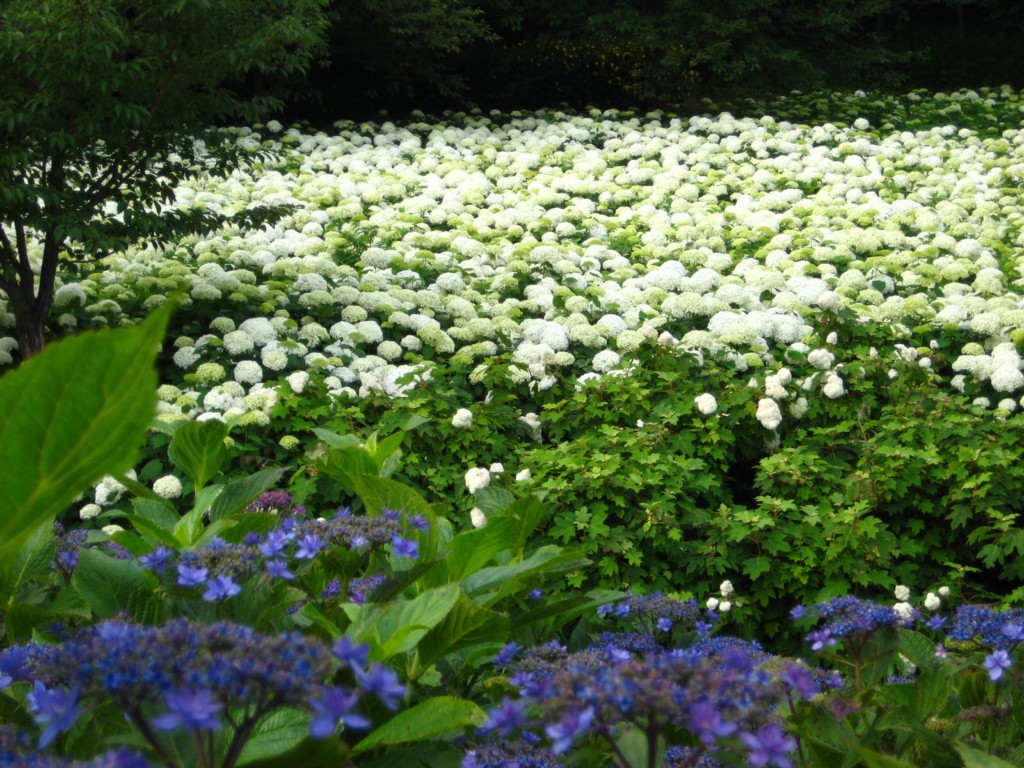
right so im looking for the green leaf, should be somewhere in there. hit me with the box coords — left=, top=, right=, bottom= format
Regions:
left=443, top=518, right=519, bottom=581
left=462, top=546, right=585, bottom=597
left=956, top=744, right=1019, bottom=768
left=4, top=603, right=55, bottom=643
left=71, top=548, right=158, bottom=621
left=857, top=748, right=918, bottom=768
left=352, top=697, right=486, bottom=755
left=616, top=728, right=664, bottom=768
left=349, top=474, right=435, bottom=518
left=174, top=484, right=223, bottom=546
left=349, top=585, right=460, bottom=659
left=2, top=518, right=55, bottom=601
left=207, top=468, right=285, bottom=522
left=312, top=428, right=361, bottom=450
left=167, top=420, right=228, bottom=489
left=237, top=708, right=311, bottom=765
left=415, top=595, right=509, bottom=673
left=0, top=303, right=171, bottom=557
left=318, top=447, right=378, bottom=493
left=472, top=486, right=515, bottom=517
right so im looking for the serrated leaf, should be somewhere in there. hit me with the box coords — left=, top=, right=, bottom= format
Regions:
left=415, top=596, right=509, bottom=673
left=237, top=708, right=311, bottom=765
left=444, top=518, right=519, bottom=581
left=207, top=468, right=284, bottom=522
left=349, top=474, right=435, bottom=518
left=0, top=303, right=171, bottom=558
left=352, top=697, right=485, bottom=755
left=167, top=420, right=228, bottom=489
left=2, top=519, right=55, bottom=600
left=71, top=548, right=158, bottom=621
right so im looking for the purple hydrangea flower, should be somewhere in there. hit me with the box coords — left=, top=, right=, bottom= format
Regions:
left=138, top=546, right=174, bottom=573
left=309, top=687, right=370, bottom=737
left=258, top=529, right=293, bottom=558
left=152, top=688, right=222, bottom=731
left=545, top=706, right=595, bottom=753
left=332, top=637, right=370, bottom=669
left=688, top=700, right=738, bottom=745
left=26, top=682, right=80, bottom=747
left=983, top=649, right=1013, bottom=681
left=740, top=723, right=797, bottom=768
left=481, top=696, right=529, bottom=736
left=294, top=533, right=323, bottom=560
left=202, top=574, right=242, bottom=602
left=176, top=563, right=208, bottom=587
left=407, top=514, right=430, bottom=532
left=265, top=559, right=294, bottom=580
left=354, top=663, right=406, bottom=710
left=391, top=535, right=419, bottom=560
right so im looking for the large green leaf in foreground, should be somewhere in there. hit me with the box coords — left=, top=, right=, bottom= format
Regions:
left=0, top=304, right=171, bottom=555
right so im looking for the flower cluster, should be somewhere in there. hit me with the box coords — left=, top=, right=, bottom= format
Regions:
left=0, top=618, right=402, bottom=755
left=137, top=506, right=416, bottom=602
left=473, top=630, right=796, bottom=766
left=803, top=595, right=913, bottom=651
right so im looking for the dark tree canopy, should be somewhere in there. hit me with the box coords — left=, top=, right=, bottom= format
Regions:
left=0, top=0, right=330, bottom=358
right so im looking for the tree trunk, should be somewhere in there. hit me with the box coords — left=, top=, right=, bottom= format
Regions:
left=7, top=283, right=48, bottom=359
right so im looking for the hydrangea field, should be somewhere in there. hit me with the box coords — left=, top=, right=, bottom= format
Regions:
left=4, top=86, right=1024, bottom=767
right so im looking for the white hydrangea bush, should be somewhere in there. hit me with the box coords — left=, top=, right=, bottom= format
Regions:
left=14, top=86, right=1024, bottom=428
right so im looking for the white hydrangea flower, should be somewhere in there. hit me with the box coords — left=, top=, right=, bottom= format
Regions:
left=719, top=580, right=734, bottom=597
left=706, top=597, right=720, bottom=611
left=489, top=462, right=505, bottom=474
left=893, top=602, right=914, bottom=621
left=153, top=475, right=183, bottom=499
left=592, top=349, right=621, bottom=373
left=286, top=371, right=309, bottom=394
left=470, top=507, right=488, bottom=528
left=756, top=398, right=783, bottom=430
left=452, top=408, right=474, bottom=429
left=718, top=601, right=732, bottom=613
left=516, top=469, right=532, bottom=482
left=807, top=349, right=835, bottom=369
left=894, top=584, right=911, bottom=602
left=695, top=393, right=717, bottom=415
left=79, top=503, right=102, bottom=520
left=464, top=467, right=491, bottom=494
left=822, top=372, right=846, bottom=399
left=938, top=586, right=950, bottom=597
left=102, top=524, right=125, bottom=536
left=234, top=360, right=264, bottom=385
left=826, top=332, right=838, bottom=345
left=924, top=592, right=941, bottom=611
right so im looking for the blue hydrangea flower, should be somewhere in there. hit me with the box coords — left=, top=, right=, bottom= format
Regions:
left=26, top=682, right=80, bottom=748
left=152, top=688, right=223, bottom=731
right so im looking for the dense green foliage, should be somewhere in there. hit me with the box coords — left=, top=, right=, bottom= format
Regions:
left=0, top=0, right=329, bottom=356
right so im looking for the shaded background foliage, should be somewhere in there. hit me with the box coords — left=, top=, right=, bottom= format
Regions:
left=284, top=0, right=1024, bottom=122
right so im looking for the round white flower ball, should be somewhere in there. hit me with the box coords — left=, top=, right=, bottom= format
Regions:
left=464, top=467, right=491, bottom=494
left=894, top=584, right=911, bottom=602
left=153, top=475, right=183, bottom=499
left=470, top=507, right=488, bottom=528
left=756, top=398, right=783, bottom=430
left=233, top=360, right=264, bottom=385
left=924, top=592, right=941, bottom=611
left=79, top=503, right=102, bottom=520
left=695, top=393, right=718, bottom=415
left=286, top=371, right=309, bottom=394
left=719, top=580, right=734, bottom=597
left=452, top=408, right=474, bottom=429
left=516, top=468, right=532, bottom=482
